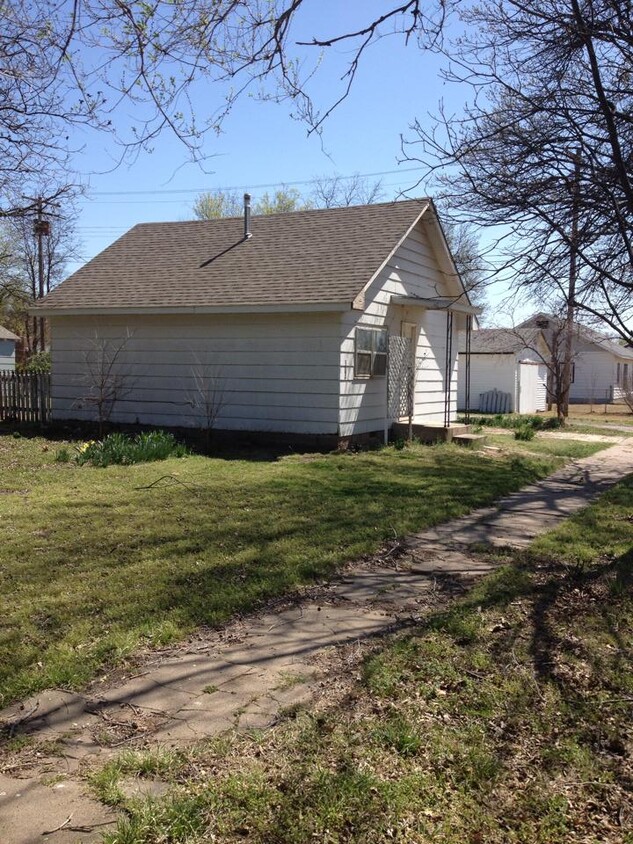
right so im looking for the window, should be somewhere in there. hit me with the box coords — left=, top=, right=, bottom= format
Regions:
left=570, top=362, right=575, bottom=384
left=624, top=363, right=630, bottom=387
left=617, top=362, right=621, bottom=385
left=355, top=327, right=388, bottom=377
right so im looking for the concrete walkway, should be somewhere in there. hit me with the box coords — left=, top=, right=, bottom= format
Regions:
left=2, top=440, right=633, bottom=844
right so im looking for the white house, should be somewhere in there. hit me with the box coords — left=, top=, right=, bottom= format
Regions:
left=517, top=313, right=633, bottom=404
left=0, top=326, right=19, bottom=371
left=457, top=328, right=550, bottom=414
left=35, top=199, right=479, bottom=447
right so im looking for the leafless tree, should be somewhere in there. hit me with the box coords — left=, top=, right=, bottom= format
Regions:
left=309, top=174, right=384, bottom=208
left=187, top=355, right=227, bottom=450
left=441, top=220, right=488, bottom=316
left=404, top=0, right=633, bottom=343
left=0, top=199, right=79, bottom=356
left=73, top=330, right=134, bottom=436
left=506, top=317, right=581, bottom=424
left=2, top=1, right=447, bottom=217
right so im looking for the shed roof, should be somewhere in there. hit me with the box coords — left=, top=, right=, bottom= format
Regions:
left=461, top=328, right=546, bottom=354
left=36, top=199, right=439, bottom=314
left=0, top=325, right=19, bottom=341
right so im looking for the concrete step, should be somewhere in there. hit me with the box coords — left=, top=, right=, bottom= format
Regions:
left=391, top=422, right=473, bottom=443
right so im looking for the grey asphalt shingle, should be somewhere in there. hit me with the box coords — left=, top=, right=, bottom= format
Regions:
left=37, top=199, right=430, bottom=311
left=462, top=328, right=545, bottom=354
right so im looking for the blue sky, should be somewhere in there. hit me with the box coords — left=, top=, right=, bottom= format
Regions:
left=65, top=2, right=522, bottom=320
left=72, top=4, right=453, bottom=253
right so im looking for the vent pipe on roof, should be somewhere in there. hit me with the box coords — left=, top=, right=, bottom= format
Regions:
left=244, top=193, right=252, bottom=240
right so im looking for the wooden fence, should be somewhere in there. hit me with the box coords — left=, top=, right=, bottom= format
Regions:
left=0, top=372, right=52, bottom=424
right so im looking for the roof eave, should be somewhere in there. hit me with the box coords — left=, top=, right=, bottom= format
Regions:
left=32, top=302, right=354, bottom=317
left=390, top=295, right=483, bottom=316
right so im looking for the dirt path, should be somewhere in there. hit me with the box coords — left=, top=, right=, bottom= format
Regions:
left=2, top=440, right=633, bottom=844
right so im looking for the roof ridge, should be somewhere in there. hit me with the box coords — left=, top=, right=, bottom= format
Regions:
left=133, top=198, right=430, bottom=227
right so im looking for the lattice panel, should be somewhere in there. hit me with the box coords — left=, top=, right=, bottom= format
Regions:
left=388, top=336, right=413, bottom=419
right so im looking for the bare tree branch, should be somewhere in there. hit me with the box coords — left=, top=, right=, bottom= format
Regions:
left=403, top=0, right=633, bottom=342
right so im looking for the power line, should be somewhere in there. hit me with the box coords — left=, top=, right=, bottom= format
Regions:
left=87, top=167, right=425, bottom=198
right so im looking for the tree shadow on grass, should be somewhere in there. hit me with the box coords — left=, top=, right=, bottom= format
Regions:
left=527, top=548, right=633, bottom=690
left=0, top=445, right=557, bottom=704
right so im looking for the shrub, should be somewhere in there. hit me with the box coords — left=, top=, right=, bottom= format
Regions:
left=461, top=413, right=556, bottom=432
left=17, top=351, right=51, bottom=374
left=524, top=415, right=544, bottom=430
left=76, top=431, right=188, bottom=467
left=514, top=424, right=536, bottom=441
left=55, top=447, right=71, bottom=463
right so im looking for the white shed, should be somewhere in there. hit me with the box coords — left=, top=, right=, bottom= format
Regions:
left=458, top=329, right=549, bottom=414
left=0, top=326, right=19, bottom=372
left=34, top=199, right=479, bottom=447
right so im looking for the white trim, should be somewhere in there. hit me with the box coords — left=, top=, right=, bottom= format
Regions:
left=352, top=201, right=431, bottom=309
left=32, top=302, right=353, bottom=317
left=390, top=295, right=483, bottom=315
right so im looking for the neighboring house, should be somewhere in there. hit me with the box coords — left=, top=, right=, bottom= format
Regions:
left=0, top=326, right=19, bottom=371
left=457, top=328, right=550, bottom=414
left=34, top=199, right=479, bottom=446
left=518, top=313, right=633, bottom=404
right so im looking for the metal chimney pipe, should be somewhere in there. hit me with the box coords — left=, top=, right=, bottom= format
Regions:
left=244, top=193, right=252, bottom=239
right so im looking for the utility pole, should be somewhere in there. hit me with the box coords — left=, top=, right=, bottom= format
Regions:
left=560, top=149, right=581, bottom=424
left=23, top=195, right=55, bottom=355
left=34, top=199, right=49, bottom=353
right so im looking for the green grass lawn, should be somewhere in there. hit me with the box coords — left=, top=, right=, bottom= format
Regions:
left=465, top=411, right=633, bottom=438
left=485, top=432, right=625, bottom=457
left=94, top=474, right=633, bottom=844
left=0, top=431, right=609, bottom=706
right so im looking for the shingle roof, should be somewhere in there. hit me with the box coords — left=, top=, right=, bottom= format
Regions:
left=518, top=313, right=633, bottom=360
left=0, top=325, right=19, bottom=341
left=462, top=328, right=545, bottom=354
left=37, top=199, right=431, bottom=312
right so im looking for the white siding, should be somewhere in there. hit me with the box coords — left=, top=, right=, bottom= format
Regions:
left=339, top=220, right=461, bottom=437
left=50, top=313, right=341, bottom=434
left=0, top=340, right=16, bottom=371
left=457, top=354, right=517, bottom=411
left=570, top=349, right=617, bottom=403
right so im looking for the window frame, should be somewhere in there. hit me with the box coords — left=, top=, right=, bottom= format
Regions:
left=354, top=326, right=388, bottom=379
